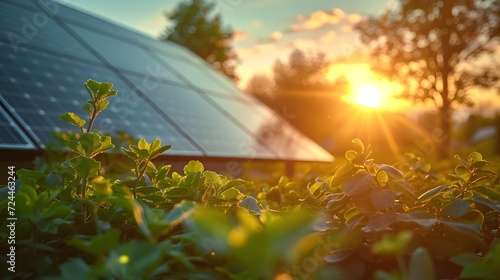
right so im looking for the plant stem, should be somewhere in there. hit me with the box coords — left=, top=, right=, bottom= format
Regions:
left=87, top=106, right=98, bottom=132
left=81, top=177, right=87, bottom=199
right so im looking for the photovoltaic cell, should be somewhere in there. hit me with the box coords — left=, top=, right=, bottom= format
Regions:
left=0, top=1, right=99, bottom=62
left=123, top=75, right=276, bottom=158
left=0, top=0, right=333, bottom=162
left=66, top=23, right=186, bottom=86
left=0, top=42, right=202, bottom=155
left=0, top=104, right=35, bottom=149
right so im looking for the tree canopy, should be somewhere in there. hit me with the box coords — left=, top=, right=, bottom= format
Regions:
left=246, top=49, right=350, bottom=147
left=356, top=0, right=500, bottom=156
left=161, top=0, right=239, bottom=81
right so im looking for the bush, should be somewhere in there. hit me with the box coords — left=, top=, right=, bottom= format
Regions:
left=1, top=80, right=499, bottom=279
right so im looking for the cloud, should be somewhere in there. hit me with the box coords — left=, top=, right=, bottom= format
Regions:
left=347, top=14, right=363, bottom=24
left=233, top=29, right=249, bottom=42
left=341, top=24, right=353, bottom=33
left=269, top=31, right=283, bottom=41
left=319, top=31, right=336, bottom=43
left=292, top=39, right=316, bottom=49
left=235, top=43, right=277, bottom=56
left=302, top=10, right=343, bottom=30
left=287, top=8, right=364, bottom=32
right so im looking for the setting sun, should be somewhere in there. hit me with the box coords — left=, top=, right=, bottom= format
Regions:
left=355, top=84, right=382, bottom=108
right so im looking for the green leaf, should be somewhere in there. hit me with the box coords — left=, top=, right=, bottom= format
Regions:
left=129, top=145, right=149, bottom=159
left=455, top=165, right=470, bottom=181
left=342, top=173, right=373, bottom=196
left=352, top=138, right=365, bottom=153
left=59, top=112, right=86, bottom=128
left=149, top=138, right=161, bottom=152
left=97, top=241, right=169, bottom=279
left=440, top=198, right=470, bottom=218
left=367, top=211, right=397, bottom=230
left=476, top=185, right=500, bottom=201
left=69, top=229, right=120, bottom=256
left=345, top=150, right=357, bottom=161
left=96, top=99, right=109, bottom=112
left=221, top=188, right=244, bottom=200
left=369, top=188, right=395, bottom=210
left=238, top=196, right=261, bottom=214
left=377, top=171, right=388, bottom=186
left=308, top=182, right=325, bottom=197
left=372, top=230, right=413, bottom=256
left=165, top=201, right=196, bottom=226
left=330, top=163, right=356, bottom=188
left=472, top=160, right=490, bottom=169
left=374, top=164, right=404, bottom=179
left=468, top=152, right=483, bottom=164
left=397, top=212, right=437, bottom=228
left=471, top=196, right=500, bottom=212
left=136, top=186, right=161, bottom=195
left=149, top=145, right=171, bottom=159
left=409, top=247, right=435, bottom=280
left=69, top=156, right=100, bottom=178
left=418, top=185, right=450, bottom=201
left=122, top=148, right=138, bottom=160
left=57, top=259, right=91, bottom=280
left=79, top=133, right=100, bottom=157
left=83, top=103, right=92, bottom=114
left=221, top=178, right=246, bottom=192
left=460, top=263, right=498, bottom=280
left=137, top=138, right=149, bottom=150
left=184, top=160, right=204, bottom=174
left=17, top=169, right=44, bottom=186
left=450, top=253, right=483, bottom=266
left=99, top=135, right=114, bottom=152
left=204, top=171, right=222, bottom=186
left=84, top=79, right=100, bottom=99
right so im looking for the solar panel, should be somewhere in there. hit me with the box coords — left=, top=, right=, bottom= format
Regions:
left=0, top=1, right=99, bottom=62
left=0, top=0, right=333, bottom=162
left=0, top=104, right=35, bottom=149
left=0, top=42, right=202, bottom=155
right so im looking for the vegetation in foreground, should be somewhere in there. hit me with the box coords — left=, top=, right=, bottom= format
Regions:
left=1, top=80, right=499, bottom=280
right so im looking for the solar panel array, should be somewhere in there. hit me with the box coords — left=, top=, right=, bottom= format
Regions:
left=0, top=0, right=333, bottom=161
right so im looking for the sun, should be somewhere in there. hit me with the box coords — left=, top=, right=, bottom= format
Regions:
left=355, top=84, right=382, bottom=108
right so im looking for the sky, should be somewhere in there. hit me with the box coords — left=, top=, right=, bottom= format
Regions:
left=56, top=0, right=393, bottom=87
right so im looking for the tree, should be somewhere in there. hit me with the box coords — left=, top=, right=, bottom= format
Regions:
left=355, top=0, right=500, bottom=156
left=245, top=74, right=274, bottom=105
left=273, top=49, right=331, bottom=95
left=161, top=0, right=239, bottom=81
left=249, top=49, right=348, bottom=144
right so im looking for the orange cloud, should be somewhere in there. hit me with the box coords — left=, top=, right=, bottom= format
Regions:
left=288, top=8, right=364, bottom=32
left=302, top=10, right=343, bottom=30
left=235, top=43, right=277, bottom=56
left=233, top=29, right=249, bottom=42
left=292, top=39, right=316, bottom=49
left=347, top=14, right=363, bottom=24
left=319, top=31, right=336, bottom=43
left=269, top=31, right=283, bottom=41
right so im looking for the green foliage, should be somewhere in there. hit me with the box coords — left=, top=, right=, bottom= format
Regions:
left=161, top=0, right=238, bottom=80
left=1, top=81, right=499, bottom=279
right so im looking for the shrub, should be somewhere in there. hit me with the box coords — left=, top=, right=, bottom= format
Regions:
left=1, top=80, right=499, bottom=279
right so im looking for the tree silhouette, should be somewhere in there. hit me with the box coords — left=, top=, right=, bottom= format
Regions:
left=245, top=74, right=274, bottom=105
left=356, top=0, right=500, bottom=156
left=161, top=0, right=239, bottom=81
left=245, top=49, right=348, bottom=145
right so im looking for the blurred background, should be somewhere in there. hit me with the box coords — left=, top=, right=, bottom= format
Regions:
left=56, top=0, right=500, bottom=165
